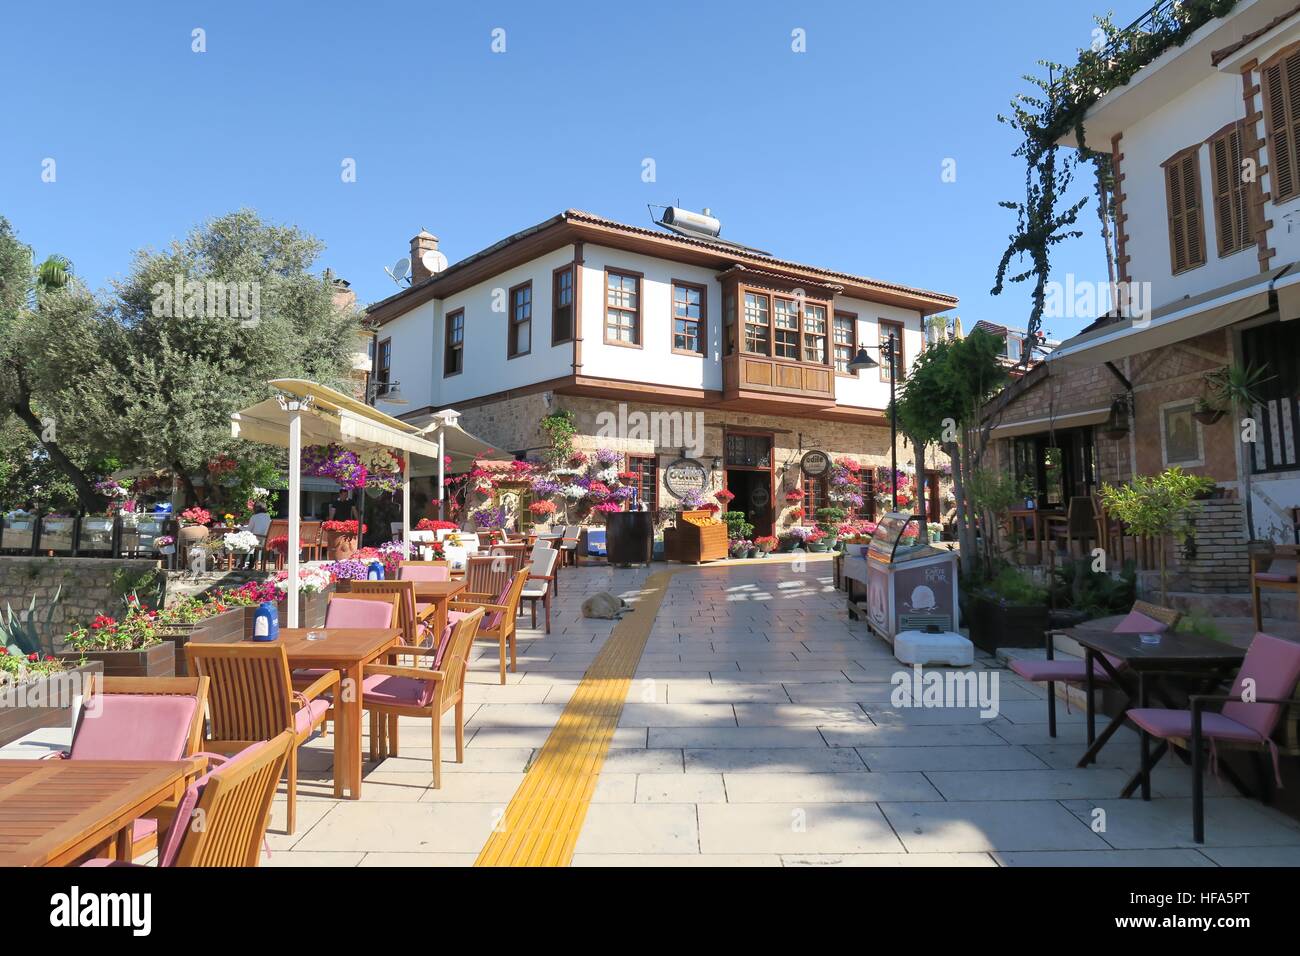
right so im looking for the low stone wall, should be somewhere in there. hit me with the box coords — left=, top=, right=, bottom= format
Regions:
left=1182, top=499, right=1250, bottom=593
left=0, top=556, right=163, bottom=652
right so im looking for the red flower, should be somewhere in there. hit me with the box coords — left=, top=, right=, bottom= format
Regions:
left=90, top=614, right=116, bottom=630
left=27, top=653, right=38, bottom=661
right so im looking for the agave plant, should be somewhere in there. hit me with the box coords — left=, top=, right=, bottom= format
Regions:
left=1205, top=364, right=1276, bottom=540
left=0, top=585, right=62, bottom=658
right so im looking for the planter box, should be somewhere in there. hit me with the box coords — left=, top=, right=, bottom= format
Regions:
left=0, top=662, right=103, bottom=748
left=238, top=587, right=332, bottom=635
left=159, top=606, right=247, bottom=675
left=57, top=641, right=174, bottom=678
left=968, top=595, right=1049, bottom=653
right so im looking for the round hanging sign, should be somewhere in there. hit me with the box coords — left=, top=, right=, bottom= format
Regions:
left=663, top=458, right=708, bottom=499
left=800, top=450, right=831, bottom=477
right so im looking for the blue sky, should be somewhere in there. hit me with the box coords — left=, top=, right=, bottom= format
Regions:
left=1, top=0, right=1152, bottom=340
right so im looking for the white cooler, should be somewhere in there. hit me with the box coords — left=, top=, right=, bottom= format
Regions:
left=893, top=629, right=974, bottom=667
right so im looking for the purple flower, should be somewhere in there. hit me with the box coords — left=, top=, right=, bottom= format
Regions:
left=595, top=448, right=621, bottom=466
left=326, top=559, right=371, bottom=580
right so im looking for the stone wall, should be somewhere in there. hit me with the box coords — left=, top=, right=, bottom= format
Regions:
left=0, top=557, right=163, bottom=652
left=1182, top=499, right=1250, bottom=593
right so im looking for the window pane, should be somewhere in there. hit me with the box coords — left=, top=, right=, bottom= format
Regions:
left=803, top=334, right=826, bottom=364
left=516, top=323, right=530, bottom=353
left=744, top=293, right=770, bottom=355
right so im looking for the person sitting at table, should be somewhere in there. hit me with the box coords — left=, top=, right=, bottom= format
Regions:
left=243, top=503, right=272, bottom=569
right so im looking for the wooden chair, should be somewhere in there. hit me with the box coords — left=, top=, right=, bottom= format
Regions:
left=345, top=580, right=432, bottom=647
left=464, top=554, right=514, bottom=601
left=363, top=608, right=485, bottom=787
left=399, top=560, right=451, bottom=581
left=1252, top=544, right=1299, bottom=631
left=1047, top=496, right=1099, bottom=564
left=449, top=568, right=529, bottom=684
left=53, top=676, right=210, bottom=859
left=185, top=643, right=338, bottom=835
left=260, top=518, right=290, bottom=570
left=521, top=545, right=560, bottom=633
left=300, top=520, right=323, bottom=561
left=83, top=731, right=294, bottom=868
left=485, top=542, right=528, bottom=576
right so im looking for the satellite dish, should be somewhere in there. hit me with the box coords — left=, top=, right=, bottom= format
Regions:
left=384, top=257, right=412, bottom=286
left=421, top=249, right=448, bottom=275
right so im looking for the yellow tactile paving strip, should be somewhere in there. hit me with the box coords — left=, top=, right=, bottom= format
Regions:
left=474, top=553, right=834, bottom=867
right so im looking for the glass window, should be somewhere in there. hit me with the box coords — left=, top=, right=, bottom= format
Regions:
left=833, top=313, right=856, bottom=373
left=552, top=267, right=573, bottom=344
left=773, top=297, right=799, bottom=359
left=724, top=433, right=772, bottom=468
left=605, top=271, right=640, bottom=344
left=509, top=283, right=531, bottom=357
left=627, top=455, right=658, bottom=511
left=444, top=309, right=464, bottom=376
left=672, top=282, right=704, bottom=353
left=802, top=302, right=827, bottom=364
left=879, top=321, right=904, bottom=382
left=743, top=292, right=771, bottom=355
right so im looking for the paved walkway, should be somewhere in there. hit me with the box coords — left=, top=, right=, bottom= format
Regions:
left=7, top=558, right=1300, bottom=866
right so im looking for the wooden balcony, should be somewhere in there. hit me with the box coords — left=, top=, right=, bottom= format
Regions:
left=721, top=353, right=837, bottom=412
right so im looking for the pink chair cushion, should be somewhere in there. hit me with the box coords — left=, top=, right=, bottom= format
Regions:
left=293, top=698, right=331, bottom=735
left=1127, top=707, right=1264, bottom=744
left=400, top=565, right=450, bottom=582
left=1010, top=658, right=1111, bottom=684
left=325, top=597, right=394, bottom=629
left=449, top=582, right=509, bottom=631
left=362, top=672, right=433, bottom=708
left=433, top=623, right=456, bottom=669
left=69, top=695, right=197, bottom=761
left=1221, top=632, right=1300, bottom=738
left=1255, top=572, right=1298, bottom=583
left=157, top=740, right=271, bottom=868
left=133, top=818, right=158, bottom=843
left=1112, top=610, right=1169, bottom=634
left=81, top=859, right=142, bottom=867
left=292, top=668, right=331, bottom=682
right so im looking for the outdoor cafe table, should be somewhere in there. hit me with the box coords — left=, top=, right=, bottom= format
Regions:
left=1071, top=620, right=1245, bottom=795
left=0, top=759, right=194, bottom=866
left=408, top=579, right=466, bottom=641
left=273, top=627, right=401, bottom=799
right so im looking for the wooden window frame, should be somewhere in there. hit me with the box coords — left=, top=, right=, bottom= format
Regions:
left=626, top=453, right=659, bottom=512
left=801, top=474, right=828, bottom=525
left=507, top=280, right=532, bottom=359
left=1261, top=41, right=1300, bottom=206
left=833, top=310, right=859, bottom=377
left=603, top=267, right=643, bottom=348
left=551, top=266, right=574, bottom=346
left=1207, top=122, right=1254, bottom=258
left=670, top=279, right=707, bottom=356
left=878, top=319, right=905, bottom=383
left=771, top=295, right=801, bottom=360
left=801, top=301, right=828, bottom=366
left=376, top=337, right=392, bottom=387
left=1162, top=145, right=1208, bottom=275
left=743, top=290, right=773, bottom=356
left=444, top=308, right=464, bottom=378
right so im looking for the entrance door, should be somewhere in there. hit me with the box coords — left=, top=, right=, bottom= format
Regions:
left=726, top=469, right=773, bottom=537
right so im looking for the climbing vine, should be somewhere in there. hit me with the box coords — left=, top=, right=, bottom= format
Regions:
left=993, top=0, right=1242, bottom=340
left=540, top=409, right=578, bottom=465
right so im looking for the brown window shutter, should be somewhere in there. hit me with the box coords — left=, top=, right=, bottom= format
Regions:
left=1181, top=154, right=1205, bottom=268
left=1167, top=161, right=1187, bottom=272
left=1265, top=60, right=1297, bottom=202
left=1165, top=148, right=1206, bottom=274
left=1211, top=127, right=1252, bottom=257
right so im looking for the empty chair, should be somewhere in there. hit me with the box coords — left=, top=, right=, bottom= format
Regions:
left=345, top=580, right=429, bottom=646
left=324, top=593, right=398, bottom=630
left=1251, top=544, right=1299, bottom=632
left=50, top=676, right=209, bottom=859
left=399, top=560, right=451, bottom=582
left=556, top=525, right=582, bottom=566
left=521, top=545, right=560, bottom=633
left=83, top=732, right=294, bottom=868
left=1128, top=631, right=1300, bottom=842
left=449, top=568, right=529, bottom=684
left=1048, top=496, right=1100, bottom=564
left=363, top=608, right=484, bottom=788
left=185, top=643, right=338, bottom=835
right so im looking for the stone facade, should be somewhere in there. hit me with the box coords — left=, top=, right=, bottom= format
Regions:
left=455, top=392, right=951, bottom=533
left=0, top=557, right=162, bottom=652
left=1183, top=500, right=1250, bottom=594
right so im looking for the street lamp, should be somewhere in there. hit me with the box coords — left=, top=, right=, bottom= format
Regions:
left=846, top=333, right=902, bottom=512
left=366, top=380, right=407, bottom=405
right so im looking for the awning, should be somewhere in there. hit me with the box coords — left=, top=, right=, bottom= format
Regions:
left=1275, top=268, right=1300, bottom=322
left=413, top=416, right=503, bottom=473
left=1046, top=266, right=1290, bottom=371
left=988, top=407, right=1111, bottom=439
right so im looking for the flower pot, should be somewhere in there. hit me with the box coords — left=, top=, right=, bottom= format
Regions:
left=325, top=531, right=358, bottom=560
left=809, top=542, right=826, bottom=553
left=1193, top=408, right=1225, bottom=425
left=57, top=642, right=174, bottom=678
left=177, top=524, right=210, bottom=551
left=160, top=606, right=246, bottom=675
left=968, top=595, right=1048, bottom=654
left=0, top=662, right=103, bottom=748
left=746, top=548, right=758, bottom=559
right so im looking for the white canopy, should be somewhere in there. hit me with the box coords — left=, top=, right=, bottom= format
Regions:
left=229, top=379, right=503, bottom=626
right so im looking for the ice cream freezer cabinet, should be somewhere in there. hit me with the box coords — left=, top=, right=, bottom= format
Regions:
left=844, top=513, right=958, bottom=642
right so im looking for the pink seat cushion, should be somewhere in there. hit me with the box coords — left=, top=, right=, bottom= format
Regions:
left=362, top=672, right=433, bottom=708
left=293, top=698, right=331, bottom=735
left=1221, top=632, right=1300, bottom=738
left=70, top=695, right=197, bottom=761
left=157, top=739, right=271, bottom=868
left=325, top=597, right=395, bottom=629
left=1255, top=572, right=1298, bottom=583
left=292, top=668, right=331, bottom=681
left=1127, top=708, right=1264, bottom=744
left=1112, top=610, right=1169, bottom=634
left=1010, top=658, right=1111, bottom=683
left=133, top=818, right=158, bottom=842
left=400, top=565, right=450, bottom=582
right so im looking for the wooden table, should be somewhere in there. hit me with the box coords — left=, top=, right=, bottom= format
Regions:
left=275, top=627, right=401, bottom=799
left=0, top=759, right=193, bottom=866
left=409, top=579, right=466, bottom=640
left=1071, top=623, right=1245, bottom=794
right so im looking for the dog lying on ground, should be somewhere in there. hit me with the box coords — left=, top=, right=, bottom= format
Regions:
left=581, top=592, right=633, bottom=619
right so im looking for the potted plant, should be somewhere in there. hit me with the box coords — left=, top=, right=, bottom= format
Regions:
left=273, top=565, right=335, bottom=628
left=754, top=535, right=777, bottom=557
left=1099, top=467, right=1214, bottom=605
left=177, top=506, right=212, bottom=553
left=155, top=534, right=176, bottom=556
left=154, top=592, right=247, bottom=674
left=59, top=610, right=173, bottom=677
left=967, top=566, right=1050, bottom=653
left=322, top=519, right=365, bottom=560
left=815, top=506, right=847, bottom=548
left=1192, top=397, right=1226, bottom=426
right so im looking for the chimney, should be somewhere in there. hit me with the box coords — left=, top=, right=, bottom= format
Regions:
left=330, top=276, right=356, bottom=311
left=410, top=230, right=439, bottom=283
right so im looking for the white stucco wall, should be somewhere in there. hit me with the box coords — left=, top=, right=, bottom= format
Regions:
left=830, top=296, right=924, bottom=409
